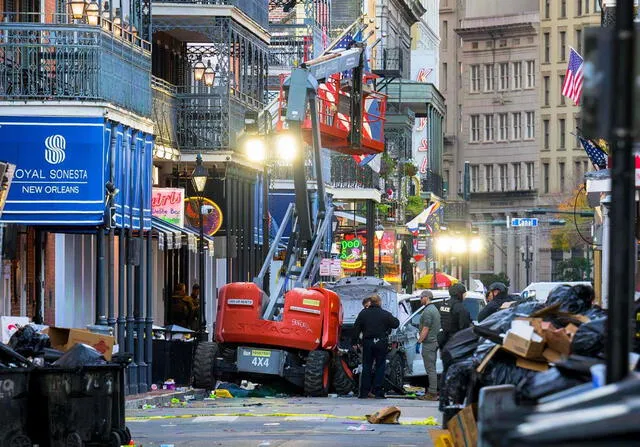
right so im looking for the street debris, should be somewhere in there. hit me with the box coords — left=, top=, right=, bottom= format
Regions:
left=347, top=424, right=375, bottom=431
left=365, top=406, right=401, bottom=424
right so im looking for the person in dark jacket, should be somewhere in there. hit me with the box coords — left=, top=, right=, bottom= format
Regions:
left=477, top=282, right=512, bottom=322
left=352, top=294, right=400, bottom=399
left=438, top=283, right=471, bottom=349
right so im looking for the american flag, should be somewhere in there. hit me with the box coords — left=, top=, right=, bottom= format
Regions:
left=561, top=48, right=584, bottom=105
left=579, top=136, right=608, bottom=170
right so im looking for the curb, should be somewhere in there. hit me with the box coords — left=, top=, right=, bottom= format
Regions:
left=125, top=388, right=209, bottom=409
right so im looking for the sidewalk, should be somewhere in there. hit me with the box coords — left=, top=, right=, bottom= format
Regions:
left=125, top=388, right=208, bottom=409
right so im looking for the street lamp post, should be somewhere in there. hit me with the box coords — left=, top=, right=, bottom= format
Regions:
left=375, top=225, right=384, bottom=279
left=520, top=234, right=534, bottom=286
left=191, top=154, right=208, bottom=342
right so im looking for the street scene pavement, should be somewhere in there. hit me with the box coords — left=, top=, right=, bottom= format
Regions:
left=126, top=396, right=441, bottom=447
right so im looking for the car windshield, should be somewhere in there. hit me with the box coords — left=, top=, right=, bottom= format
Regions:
left=463, top=299, right=485, bottom=320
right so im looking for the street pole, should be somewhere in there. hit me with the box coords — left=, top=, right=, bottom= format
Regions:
left=262, top=166, right=270, bottom=295
left=378, top=240, right=382, bottom=278
left=199, top=196, right=206, bottom=342
left=525, top=234, right=531, bottom=286
left=605, top=0, right=635, bottom=383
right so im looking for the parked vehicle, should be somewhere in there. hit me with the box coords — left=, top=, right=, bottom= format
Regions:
left=520, top=282, right=592, bottom=303
left=397, top=291, right=487, bottom=377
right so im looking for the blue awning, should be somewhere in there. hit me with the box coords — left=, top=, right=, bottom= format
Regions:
left=152, top=216, right=215, bottom=253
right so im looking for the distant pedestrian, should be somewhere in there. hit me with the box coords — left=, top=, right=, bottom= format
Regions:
left=477, top=282, right=511, bottom=322
left=188, top=284, right=201, bottom=331
left=416, top=290, right=441, bottom=400
left=352, top=294, right=399, bottom=399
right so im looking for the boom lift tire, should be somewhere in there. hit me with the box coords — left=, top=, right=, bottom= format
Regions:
left=332, top=356, right=355, bottom=395
left=193, top=341, right=219, bottom=390
left=385, top=352, right=405, bottom=394
left=304, top=350, right=331, bottom=397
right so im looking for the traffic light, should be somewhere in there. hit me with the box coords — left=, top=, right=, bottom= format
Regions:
left=0, top=161, right=16, bottom=217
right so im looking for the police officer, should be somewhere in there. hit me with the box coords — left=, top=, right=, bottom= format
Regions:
left=438, top=283, right=471, bottom=350
left=352, top=294, right=399, bottom=399
left=477, top=282, right=511, bottom=322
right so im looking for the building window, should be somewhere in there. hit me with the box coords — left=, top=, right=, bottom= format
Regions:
left=560, top=75, right=566, bottom=105
left=545, top=0, right=551, bottom=18
left=561, top=0, right=567, bottom=18
left=586, top=0, right=590, bottom=13
left=470, top=64, right=481, bottom=92
left=543, top=163, right=549, bottom=193
left=472, top=41, right=479, bottom=49
left=499, top=164, right=508, bottom=191
left=544, top=33, right=550, bottom=63
left=574, top=160, right=583, bottom=186
left=583, top=160, right=589, bottom=175
left=527, top=162, right=535, bottom=190
left=484, top=114, right=494, bottom=142
left=525, top=111, right=535, bottom=139
left=576, top=29, right=583, bottom=54
left=513, top=163, right=521, bottom=190
left=470, top=114, right=481, bottom=142
left=442, top=21, right=448, bottom=49
left=560, top=31, right=566, bottom=61
left=559, top=162, right=566, bottom=192
left=442, top=63, right=448, bottom=90
left=499, top=63, right=509, bottom=90
left=485, top=165, right=494, bottom=192
left=512, top=112, right=522, bottom=140
left=513, top=38, right=520, bottom=45
left=498, top=113, right=508, bottom=141
left=471, top=165, right=480, bottom=192
left=512, top=61, right=522, bottom=89
left=544, top=76, right=550, bottom=105
left=559, top=118, right=566, bottom=148
left=484, top=64, right=494, bottom=91
left=577, top=0, right=582, bottom=16
left=526, top=61, right=535, bottom=88
left=543, top=119, right=550, bottom=149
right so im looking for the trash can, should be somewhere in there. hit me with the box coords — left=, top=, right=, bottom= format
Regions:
left=0, top=367, right=32, bottom=447
left=29, top=364, right=130, bottom=447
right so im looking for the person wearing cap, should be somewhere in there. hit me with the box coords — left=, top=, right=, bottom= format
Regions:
left=416, top=290, right=441, bottom=400
left=438, top=283, right=471, bottom=349
left=477, top=282, right=511, bottom=322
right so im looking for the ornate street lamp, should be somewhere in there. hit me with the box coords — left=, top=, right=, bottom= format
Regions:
left=193, top=59, right=206, bottom=82
left=69, top=0, right=87, bottom=20
left=203, top=61, right=215, bottom=87
left=375, top=224, right=384, bottom=278
left=86, top=1, right=99, bottom=25
left=191, top=154, right=208, bottom=341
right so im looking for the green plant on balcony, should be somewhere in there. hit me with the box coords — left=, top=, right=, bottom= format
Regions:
left=403, top=162, right=418, bottom=177
left=379, top=153, right=397, bottom=180
left=405, top=195, right=424, bottom=219
left=376, top=203, right=392, bottom=216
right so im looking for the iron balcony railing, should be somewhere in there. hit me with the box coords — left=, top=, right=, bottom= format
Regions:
left=152, top=76, right=178, bottom=148
left=330, top=155, right=381, bottom=189
left=153, top=0, right=269, bottom=29
left=420, top=169, right=444, bottom=198
left=0, top=18, right=152, bottom=117
left=372, top=47, right=406, bottom=78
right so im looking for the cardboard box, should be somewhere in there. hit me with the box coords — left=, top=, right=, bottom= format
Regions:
left=543, top=348, right=563, bottom=363
left=46, top=327, right=115, bottom=360
left=429, top=429, right=454, bottom=447
left=503, top=331, right=545, bottom=359
left=1, top=316, right=30, bottom=343
left=516, top=357, right=550, bottom=372
left=447, top=405, right=477, bottom=447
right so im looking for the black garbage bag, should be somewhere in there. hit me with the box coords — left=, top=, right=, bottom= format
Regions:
left=572, top=318, right=607, bottom=357
left=439, top=357, right=474, bottom=411
left=583, top=306, right=607, bottom=320
left=556, top=355, right=603, bottom=380
left=472, top=324, right=503, bottom=344
left=479, top=354, right=537, bottom=388
left=8, top=324, right=51, bottom=357
left=517, top=367, right=585, bottom=404
left=546, top=284, right=592, bottom=314
left=472, top=339, right=498, bottom=368
left=52, top=343, right=106, bottom=368
left=0, top=341, right=32, bottom=368
left=441, top=328, right=479, bottom=366
left=475, top=300, right=544, bottom=334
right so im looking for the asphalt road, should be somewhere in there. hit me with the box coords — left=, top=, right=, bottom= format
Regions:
left=126, top=396, right=442, bottom=447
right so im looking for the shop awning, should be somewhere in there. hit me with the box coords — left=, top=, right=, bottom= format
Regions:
left=152, top=216, right=214, bottom=254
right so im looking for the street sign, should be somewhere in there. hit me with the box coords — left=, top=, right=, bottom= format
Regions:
left=417, top=240, right=427, bottom=250
left=511, top=217, right=539, bottom=227
left=319, top=258, right=332, bottom=276
left=330, top=259, right=342, bottom=277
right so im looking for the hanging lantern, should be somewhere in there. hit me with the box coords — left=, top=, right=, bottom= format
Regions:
left=69, top=0, right=87, bottom=20
left=193, top=59, right=206, bottom=82
left=203, top=61, right=215, bottom=87
left=86, top=0, right=99, bottom=26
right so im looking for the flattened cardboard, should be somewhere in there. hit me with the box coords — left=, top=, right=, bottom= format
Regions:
left=543, top=348, right=563, bottom=363
left=544, top=327, right=572, bottom=355
left=46, top=327, right=115, bottom=360
left=476, top=345, right=502, bottom=373
left=516, top=357, right=550, bottom=372
left=503, top=332, right=545, bottom=359
left=447, top=405, right=477, bottom=447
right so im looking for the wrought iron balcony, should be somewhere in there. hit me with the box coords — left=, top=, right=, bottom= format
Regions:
left=0, top=17, right=152, bottom=117
left=330, top=155, right=380, bottom=189
left=372, top=47, right=406, bottom=79
left=420, top=169, right=444, bottom=198
left=152, top=0, right=269, bottom=29
left=152, top=76, right=179, bottom=149
left=269, top=160, right=315, bottom=180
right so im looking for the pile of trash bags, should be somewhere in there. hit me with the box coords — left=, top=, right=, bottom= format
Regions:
left=439, top=284, right=610, bottom=425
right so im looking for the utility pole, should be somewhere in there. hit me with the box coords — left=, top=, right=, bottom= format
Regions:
left=520, top=233, right=533, bottom=286
left=604, top=0, right=635, bottom=384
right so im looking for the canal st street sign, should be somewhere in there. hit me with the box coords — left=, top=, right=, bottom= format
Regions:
left=0, top=116, right=106, bottom=225
left=511, top=217, right=539, bottom=227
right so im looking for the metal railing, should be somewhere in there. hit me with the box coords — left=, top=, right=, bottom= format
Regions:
left=0, top=19, right=152, bottom=116
left=152, top=76, right=178, bottom=148
left=372, top=47, right=405, bottom=77
left=420, top=169, right=444, bottom=198
left=153, top=0, right=269, bottom=28
left=330, top=155, right=381, bottom=189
